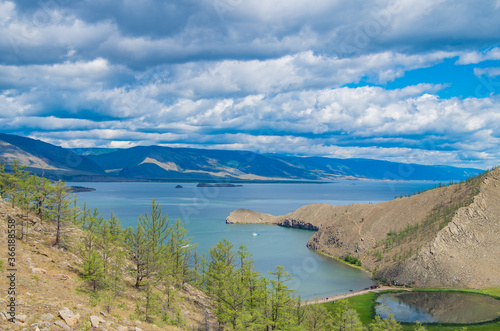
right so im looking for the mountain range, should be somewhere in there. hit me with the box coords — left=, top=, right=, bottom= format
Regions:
left=0, top=132, right=482, bottom=182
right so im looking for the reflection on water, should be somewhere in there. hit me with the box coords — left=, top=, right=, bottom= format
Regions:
left=376, top=292, right=500, bottom=324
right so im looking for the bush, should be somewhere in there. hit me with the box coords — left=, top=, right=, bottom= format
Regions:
left=344, top=255, right=362, bottom=266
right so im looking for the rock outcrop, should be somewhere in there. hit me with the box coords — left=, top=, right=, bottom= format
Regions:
left=226, top=168, right=500, bottom=288
left=390, top=169, right=500, bottom=287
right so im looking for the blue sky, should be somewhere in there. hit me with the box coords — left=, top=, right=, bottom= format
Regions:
left=1, top=0, right=500, bottom=169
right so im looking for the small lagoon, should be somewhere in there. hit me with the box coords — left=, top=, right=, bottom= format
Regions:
left=376, top=292, right=500, bottom=324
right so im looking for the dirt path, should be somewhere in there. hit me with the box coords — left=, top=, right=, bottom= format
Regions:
left=302, top=286, right=412, bottom=305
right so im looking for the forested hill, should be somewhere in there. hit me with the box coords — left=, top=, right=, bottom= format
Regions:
left=0, top=132, right=481, bottom=181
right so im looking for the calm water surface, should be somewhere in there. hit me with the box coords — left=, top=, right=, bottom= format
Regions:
left=376, top=292, right=500, bottom=324
left=69, top=180, right=438, bottom=300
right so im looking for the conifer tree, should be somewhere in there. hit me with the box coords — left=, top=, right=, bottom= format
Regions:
left=0, top=160, right=5, bottom=201
left=332, top=300, right=365, bottom=331
left=369, top=315, right=401, bottom=331
left=168, top=218, right=196, bottom=286
left=141, top=199, right=171, bottom=281
left=268, top=265, right=299, bottom=330
left=82, top=251, right=105, bottom=292
left=204, top=238, right=237, bottom=329
left=303, top=303, right=333, bottom=330
left=3, top=160, right=28, bottom=207
left=127, top=221, right=148, bottom=288
left=32, top=175, right=53, bottom=224
left=48, top=180, right=72, bottom=247
left=80, top=207, right=106, bottom=291
left=413, top=322, right=427, bottom=331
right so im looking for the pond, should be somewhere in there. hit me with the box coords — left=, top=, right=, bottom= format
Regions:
left=376, top=291, right=500, bottom=324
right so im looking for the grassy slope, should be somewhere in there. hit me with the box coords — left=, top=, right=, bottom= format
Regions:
left=321, top=289, right=500, bottom=331
left=0, top=202, right=210, bottom=330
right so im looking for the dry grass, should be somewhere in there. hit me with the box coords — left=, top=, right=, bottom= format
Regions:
left=0, top=201, right=211, bottom=330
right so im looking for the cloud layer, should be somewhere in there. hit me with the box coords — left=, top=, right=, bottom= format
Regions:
left=1, top=0, right=500, bottom=168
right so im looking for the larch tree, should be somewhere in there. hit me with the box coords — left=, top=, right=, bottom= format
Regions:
left=48, top=180, right=73, bottom=247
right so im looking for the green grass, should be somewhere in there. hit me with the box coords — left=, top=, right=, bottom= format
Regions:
left=322, top=292, right=378, bottom=325
left=320, top=288, right=500, bottom=331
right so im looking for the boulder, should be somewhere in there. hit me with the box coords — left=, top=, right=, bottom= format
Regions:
left=54, top=320, right=70, bottom=329
left=59, top=308, right=80, bottom=327
left=30, top=266, right=47, bottom=274
left=40, top=313, right=55, bottom=321
left=90, top=315, right=106, bottom=328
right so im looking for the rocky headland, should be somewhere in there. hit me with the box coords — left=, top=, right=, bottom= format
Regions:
left=226, top=168, right=500, bottom=288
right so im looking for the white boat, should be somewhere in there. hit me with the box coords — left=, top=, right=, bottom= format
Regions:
left=252, top=232, right=258, bottom=236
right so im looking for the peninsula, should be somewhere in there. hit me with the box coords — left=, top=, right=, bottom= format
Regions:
left=227, top=167, right=500, bottom=288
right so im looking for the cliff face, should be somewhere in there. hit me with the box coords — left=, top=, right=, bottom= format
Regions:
left=226, top=168, right=500, bottom=288
left=390, top=170, right=500, bottom=287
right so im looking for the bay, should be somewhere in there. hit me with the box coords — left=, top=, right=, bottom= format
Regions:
left=69, top=180, right=439, bottom=300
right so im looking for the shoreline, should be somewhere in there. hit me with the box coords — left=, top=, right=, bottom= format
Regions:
left=302, top=286, right=412, bottom=306
left=316, top=250, right=372, bottom=274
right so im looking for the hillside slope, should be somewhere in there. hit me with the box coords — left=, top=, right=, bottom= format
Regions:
left=0, top=133, right=104, bottom=179
left=226, top=168, right=500, bottom=288
left=0, top=201, right=215, bottom=330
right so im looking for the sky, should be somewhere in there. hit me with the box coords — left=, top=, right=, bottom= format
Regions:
left=1, top=0, right=500, bottom=169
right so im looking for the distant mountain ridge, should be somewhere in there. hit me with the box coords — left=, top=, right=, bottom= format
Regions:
left=0, top=132, right=104, bottom=179
left=0, top=132, right=482, bottom=181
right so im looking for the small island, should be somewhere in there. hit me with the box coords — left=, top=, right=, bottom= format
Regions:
left=196, top=183, right=243, bottom=187
left=67, top=186, right=96, bottom=193
left=175, top=185, right=183, bottom=188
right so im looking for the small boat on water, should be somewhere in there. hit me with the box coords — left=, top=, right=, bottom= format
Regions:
left=252, top=232, right=259, bottom=236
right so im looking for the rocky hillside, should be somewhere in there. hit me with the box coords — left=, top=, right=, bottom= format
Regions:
left=0, top=133, right=104, bottom=180
left=0, top=201, right=215, bottom=330
left=226, top=168, right=500, bottom=288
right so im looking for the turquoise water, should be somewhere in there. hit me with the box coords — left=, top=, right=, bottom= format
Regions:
left=69, top=180, right=438, bottom=300
left=376, top=292, right=500, bottom=324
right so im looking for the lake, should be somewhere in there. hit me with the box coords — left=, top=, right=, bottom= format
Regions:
left=69, top=180, right=439, bottom=300
left=376, top=291, right=500, bottom=324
